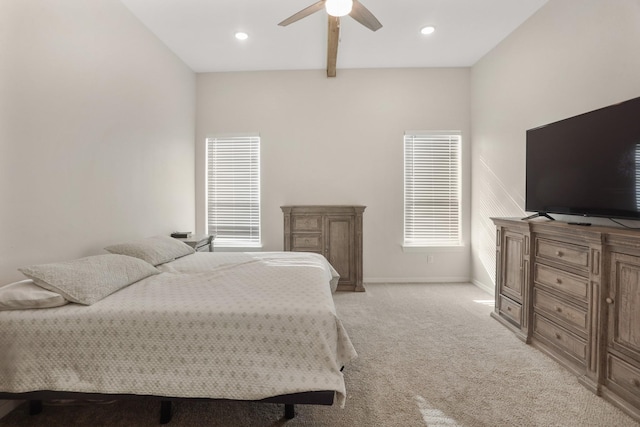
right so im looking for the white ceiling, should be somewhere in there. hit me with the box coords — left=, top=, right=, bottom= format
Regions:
left=120, top=0, right=548, bottom=73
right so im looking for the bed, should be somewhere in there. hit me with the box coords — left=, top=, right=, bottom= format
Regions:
left=0, top=237, right=357, bottom=423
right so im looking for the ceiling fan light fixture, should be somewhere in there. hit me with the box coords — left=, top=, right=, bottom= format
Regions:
left=325, top=0, right=353, bottom=17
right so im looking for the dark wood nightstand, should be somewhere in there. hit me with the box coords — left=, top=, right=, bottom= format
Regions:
left=173, top=234, right=215, bottom=252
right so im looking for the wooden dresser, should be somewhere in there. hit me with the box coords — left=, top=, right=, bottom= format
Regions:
left=281, top=205, right=365, bottom=292
left=492, top=218, right=640, bottom=421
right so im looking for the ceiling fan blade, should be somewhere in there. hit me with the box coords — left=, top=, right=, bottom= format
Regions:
left=349, top=0, right=382, bottom=31
left=327, top=16, right=339, bottom=77
left=278, top=1, right=326, bottom=27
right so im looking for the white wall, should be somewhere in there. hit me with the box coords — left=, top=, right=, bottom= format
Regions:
left=0, top=0, right=196, bottom=284
left=470, top=0, right=640, bottom=291
left=196, top=68, right=471, bottom=282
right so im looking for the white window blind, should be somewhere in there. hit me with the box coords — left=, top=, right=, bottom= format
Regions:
left=206, top=135, right=261, bottom=247
left=404, top=132, right=461, bottom=247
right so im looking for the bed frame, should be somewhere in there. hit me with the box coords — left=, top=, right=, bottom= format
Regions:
left=0, top=390, right=335, bottom=424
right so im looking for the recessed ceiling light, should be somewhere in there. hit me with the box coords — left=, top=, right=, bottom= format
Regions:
left=235, top=32, right=248, bottom=40
left=420, top=26, right=435, bottom=35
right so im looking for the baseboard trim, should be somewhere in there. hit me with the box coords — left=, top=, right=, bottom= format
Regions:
left=0, top=399, right=22, bottom=420
left=362, top=277, right=495, bottom=295
left=364, top=276, right=471, bottom=284
left=472, top=279, right=494, bottom=296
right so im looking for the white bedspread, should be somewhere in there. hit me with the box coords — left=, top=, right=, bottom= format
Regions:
left=0, top=252, right=357, bottom=406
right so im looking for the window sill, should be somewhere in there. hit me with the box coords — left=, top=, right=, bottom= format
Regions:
left=402, top=244, right=465, bottom=253
left=213, top=244, right=263, bottom=252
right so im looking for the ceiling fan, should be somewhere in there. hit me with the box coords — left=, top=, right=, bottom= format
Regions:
left=278, top=0, right=382, bottom=77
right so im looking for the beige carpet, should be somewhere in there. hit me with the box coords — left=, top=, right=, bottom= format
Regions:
left=1, top=283, right=638, bottom=427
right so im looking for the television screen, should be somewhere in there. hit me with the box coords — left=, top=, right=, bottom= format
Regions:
left=526, top=96, right=640, bottom=220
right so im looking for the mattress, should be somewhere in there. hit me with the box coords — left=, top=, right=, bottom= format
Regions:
left=0, top=252, right=357, bottom=406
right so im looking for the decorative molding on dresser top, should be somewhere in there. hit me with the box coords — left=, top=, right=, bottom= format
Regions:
left=491, top=218, right=640, bottom=422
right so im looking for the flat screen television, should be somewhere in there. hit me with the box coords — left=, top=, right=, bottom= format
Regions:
left=525, top=96, right=640, bottom=221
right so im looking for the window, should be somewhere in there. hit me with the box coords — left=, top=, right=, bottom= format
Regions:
left=206, top=135, right=261, bottom=248
left=403, top=131, right=461, bottom=247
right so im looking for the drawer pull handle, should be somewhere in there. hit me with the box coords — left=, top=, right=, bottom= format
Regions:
left=633, top=379, right=640, bottom=388
left=556, top=250, right=563, bottom=257
left=606, top=297, right=614, bottom=304
left=556, top=278, right=562, bottom=284
left=555, top=333, right=562, bottom=340
left=555, top=307, right=563, bottom=313
left=507, top=306, right=512, bottom=311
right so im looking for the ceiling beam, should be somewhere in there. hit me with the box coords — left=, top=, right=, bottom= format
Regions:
left=327, top=16, right=339, bottom=77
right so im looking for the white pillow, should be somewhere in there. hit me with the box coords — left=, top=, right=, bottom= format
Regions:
left=18, top=254, right=160, bottom=305
left=104, top=235, right=195, bottom=266
left=0, top=279, right=68, bottom=310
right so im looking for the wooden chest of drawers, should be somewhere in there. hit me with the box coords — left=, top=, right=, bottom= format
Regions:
left=282, top=205, right=365, bottom=292
left=491, top=218, right=640, bottom=422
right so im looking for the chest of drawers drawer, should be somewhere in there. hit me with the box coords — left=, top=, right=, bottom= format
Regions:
left=291, top=233, right=323, bottom=252
left=533, top=288, right=588, bottom=335
left=535, top=238, right=589, bottom=270
left=292, top=215, right=323, bottom=232
left=534, top=263, right=588, bottom=302
left=534, top=313, right=587, bottom=365
left=498, top=295, right=522, bottom=326
left=607, top=354, right=640, bottom=403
